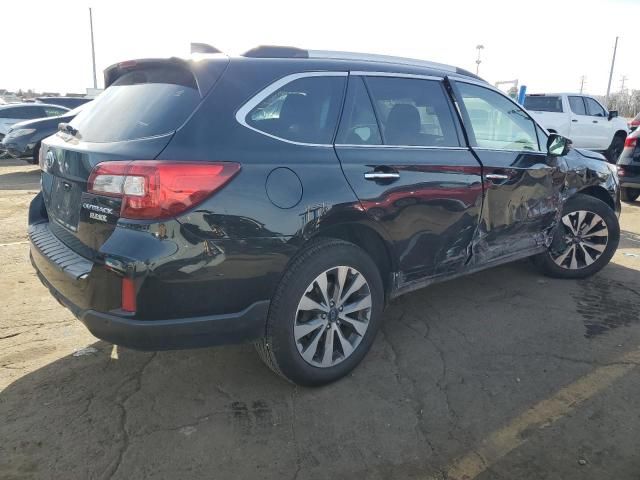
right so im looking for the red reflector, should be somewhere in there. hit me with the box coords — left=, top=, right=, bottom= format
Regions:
left=121, top=277, right=136, bottom=312
left=625, top=136, right=637, bottom=148
left=87, top=161, right=241, bottom=220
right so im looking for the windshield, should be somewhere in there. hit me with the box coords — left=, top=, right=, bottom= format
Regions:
left=524, top=96, right=563, bottom=113
left=68, top=65, right=201, bottom=143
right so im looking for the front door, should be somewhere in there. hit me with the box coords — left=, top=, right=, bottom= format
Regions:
left=451, top=80, right=563, bottom=265
left=584, top=96, right=611, bottom=150
left=334, top=74, right=484, bottom=285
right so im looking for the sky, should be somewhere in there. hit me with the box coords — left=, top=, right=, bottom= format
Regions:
left=2, top=0, right=639, bottom=96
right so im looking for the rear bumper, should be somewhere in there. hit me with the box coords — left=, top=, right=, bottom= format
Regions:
left=33, top=254, right=269, bottom=350
left=29, top=220, right=270, bottom=350
left=619, top=176, right=640, bottom=189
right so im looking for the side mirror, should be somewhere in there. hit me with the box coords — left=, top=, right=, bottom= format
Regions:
left=608, top=110, right=618, bottom=120
left=547, top=133, right=572, bottom=156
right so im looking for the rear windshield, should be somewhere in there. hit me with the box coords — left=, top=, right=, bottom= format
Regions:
left=69, top=65, right=200, bottom=143
left=524, top=96, right=563, bottom=113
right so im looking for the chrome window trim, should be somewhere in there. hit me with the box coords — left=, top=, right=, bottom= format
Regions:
left=235, top=71, right=348, bottom=147
left=473, top=147, right=544, bottom=154
left=350, top=71, right=444, bottom=81
left=334, top=144, right=468, bottom=151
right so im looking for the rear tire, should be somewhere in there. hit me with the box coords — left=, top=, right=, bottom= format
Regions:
left=256, top=238, right=384, bottom=386
left=621, top=187, right=640, bottom=203
left=605, top=133, right=625, bottom=163
left=532, top=194, right=619, bottom=279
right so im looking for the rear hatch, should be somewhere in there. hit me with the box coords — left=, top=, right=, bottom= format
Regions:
left=39, top=56, right=229, bottom=258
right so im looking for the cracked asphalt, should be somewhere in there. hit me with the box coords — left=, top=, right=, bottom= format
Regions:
left=2, top=158, right=640, bottom=479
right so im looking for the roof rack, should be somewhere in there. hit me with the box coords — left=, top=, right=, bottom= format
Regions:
left=241, top=45, right=457, bottom=73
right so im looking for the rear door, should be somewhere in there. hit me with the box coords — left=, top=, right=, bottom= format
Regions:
left=584, top=96, right=611, bottom=149
left=335, top=73, right=483, bottom=284
left=567, top=95, right=596, bottom=148
left=450, top=80, right=562, bottom=265
left=39, top=61, right=224, bottom=257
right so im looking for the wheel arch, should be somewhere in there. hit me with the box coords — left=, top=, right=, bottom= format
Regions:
left=310, top=222, right=396, bottom=298
left=576, top=185, right=615, bottom=211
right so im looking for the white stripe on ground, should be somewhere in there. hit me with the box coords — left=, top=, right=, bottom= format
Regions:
left=431, top=348, right=640, bottom=480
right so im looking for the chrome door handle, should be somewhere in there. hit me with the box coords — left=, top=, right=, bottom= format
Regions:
left=485, top=173, right=510, bottom=180
left=364, top=172, right=400, bottom=180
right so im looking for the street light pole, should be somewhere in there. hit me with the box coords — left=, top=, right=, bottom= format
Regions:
left=475, top=45, right=484, bottom=76
left=89, top=8, right=97, bottom=89
left=605, top=36, right=618, bottom=106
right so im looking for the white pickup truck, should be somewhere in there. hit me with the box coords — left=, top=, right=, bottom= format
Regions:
left=524, top=93, right=628, bottom=162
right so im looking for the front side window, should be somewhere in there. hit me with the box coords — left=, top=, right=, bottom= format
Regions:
left=585, top=97, right=606, bottom=117
left=336, top=77, right=381, bottom=145
left=458, top=82, right=539, bottom=151
left=569, top=96, right=587, bottom=115
left=246, top=75, right=346, bottom=144
left=365, top=77, right=460, bottom=147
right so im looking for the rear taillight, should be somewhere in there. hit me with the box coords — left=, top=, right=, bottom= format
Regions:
left=88, top=161, right=241, bottom=220
left=625, top=136, right=637, bottom=149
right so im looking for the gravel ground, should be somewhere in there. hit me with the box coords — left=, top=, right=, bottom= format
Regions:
left=1, top=158, right=640, bottom=480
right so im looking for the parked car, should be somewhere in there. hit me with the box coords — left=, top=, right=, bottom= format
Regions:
left=1, top=103, right=91, bottom=164
left=0, top=103, right=69, bottom=140
left=524, top=93, right=628, bottom=162
left=36, top=96, right=92, bottom=109
left=29, top=47, right=621, bottom=386
left=616, top=128, right=640, bottom=202
left=629, top=112, right=640, bottom=132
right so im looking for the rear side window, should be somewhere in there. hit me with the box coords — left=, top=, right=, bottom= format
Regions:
left=569, top=96, right=587, bottom=115
left=69, top=65, right=201, bottom=143
left=246, top=75, right=346, bottom=145
left=524, top=95, right=563, bottom=113
left=365, top=77, right=460, bottom=147
left=336, top=77, right=381, bottom=145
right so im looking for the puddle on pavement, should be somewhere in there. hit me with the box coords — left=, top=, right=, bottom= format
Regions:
left=573, top=276, right=640, bottom=338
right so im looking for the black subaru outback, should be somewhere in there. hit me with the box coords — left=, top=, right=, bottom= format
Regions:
left=29, top=46, right=621, bottom=386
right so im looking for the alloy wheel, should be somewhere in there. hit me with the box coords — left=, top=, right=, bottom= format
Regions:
left=551, top=210, right=609, bottom=270
left=294, top=266, right=372, bottom=368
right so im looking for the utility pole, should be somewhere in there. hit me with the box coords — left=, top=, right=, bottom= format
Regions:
left=89, top=7, right=97, bottom=89
left=579, top=75, right=586, bottom=94
left=475, top=45, right=484, bottom=76
left=620, top=75, right=628, bottom=92
left=605, top=36, right=618, bottom=105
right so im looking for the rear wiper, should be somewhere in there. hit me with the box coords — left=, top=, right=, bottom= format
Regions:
left=58, top=122, right=78, bottom=136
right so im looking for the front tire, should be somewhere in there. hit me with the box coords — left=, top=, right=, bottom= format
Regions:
left=256, top=238, right=384, bottom=386
left=533, top=194, right=619, bottom=279
left=621, top=187, right=640, bottom=202
left=605, top=134, right=625, bottom=163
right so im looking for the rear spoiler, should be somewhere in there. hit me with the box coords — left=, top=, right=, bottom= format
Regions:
left=103, top=55, right=229, bottom=97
